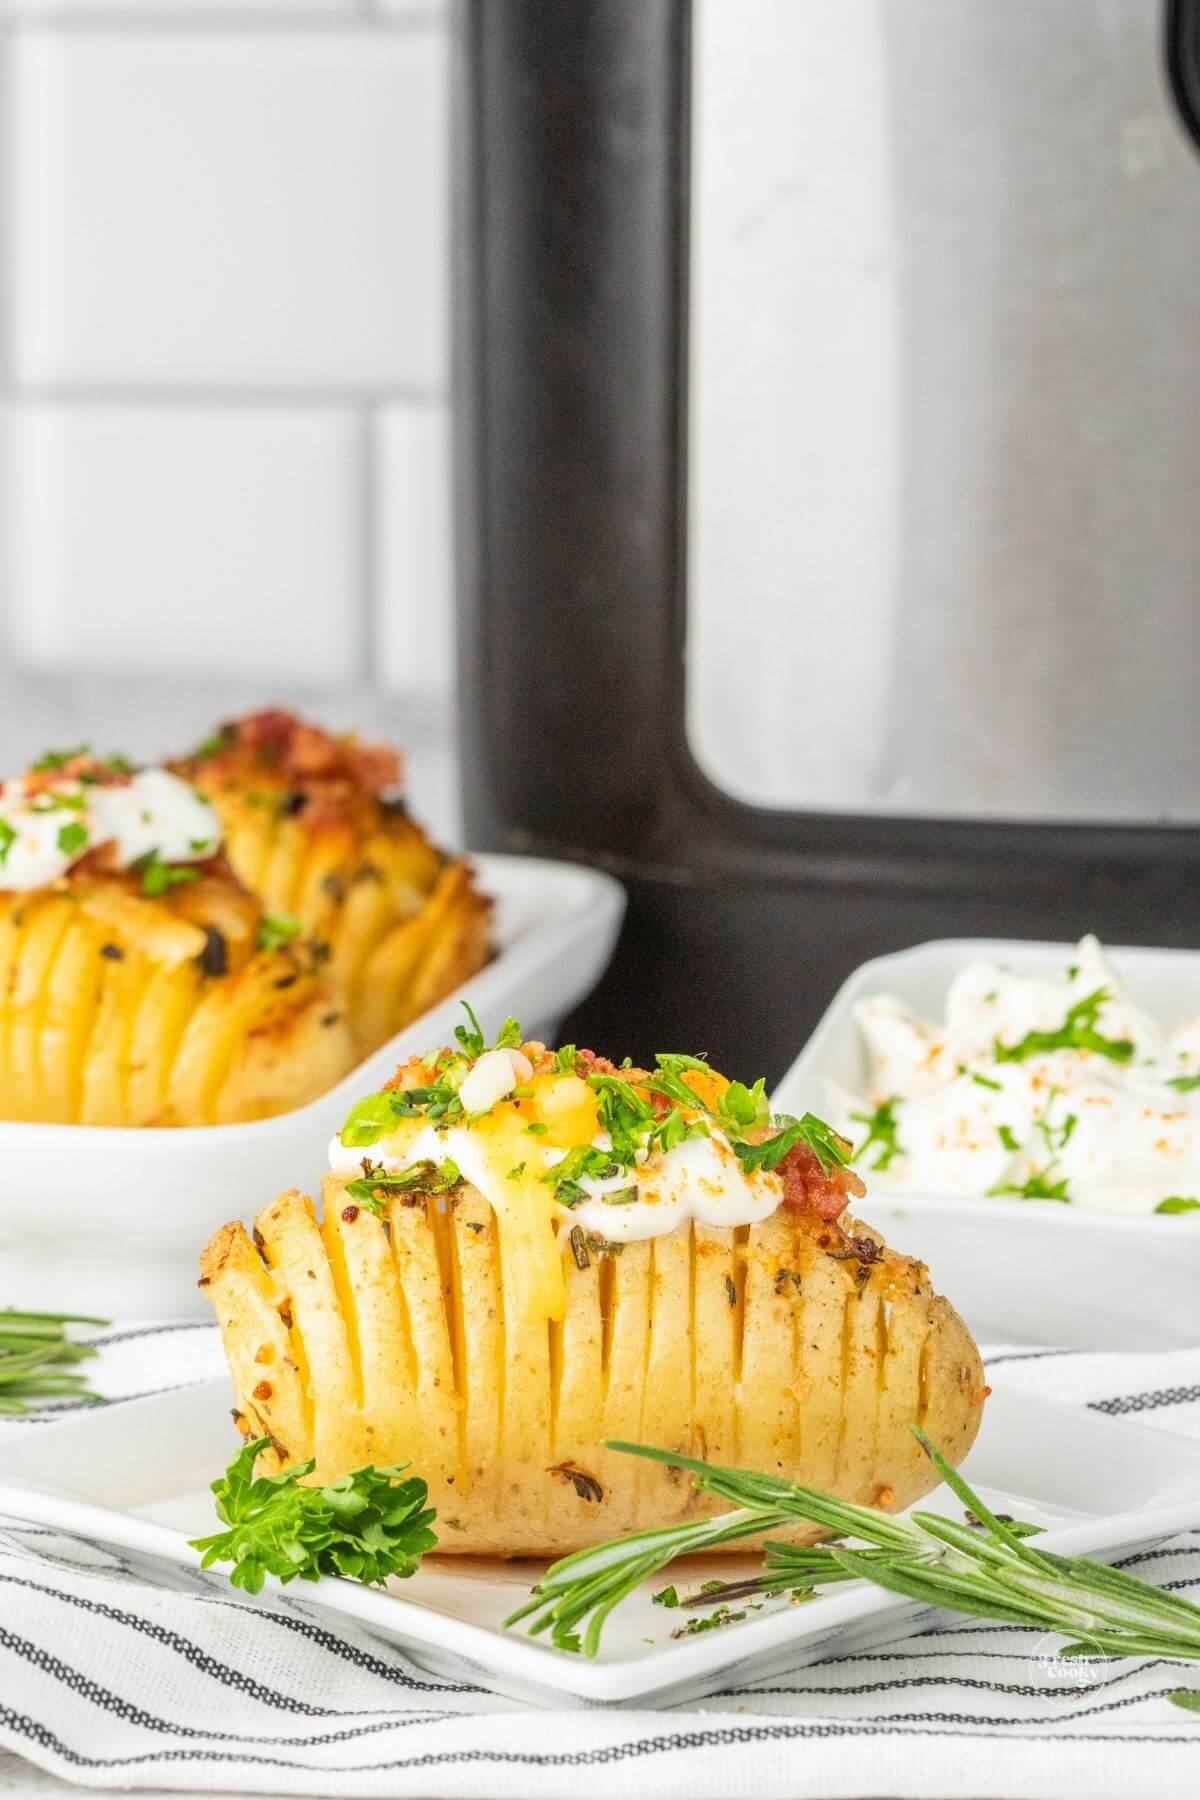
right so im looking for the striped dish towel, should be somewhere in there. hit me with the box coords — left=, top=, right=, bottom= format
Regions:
left=0, top=1324, right=1198, bottom=1800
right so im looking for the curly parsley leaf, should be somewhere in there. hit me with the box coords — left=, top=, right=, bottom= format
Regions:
left=1156, top=1196, right=1200, bottom=1215
left=189, top=1438, right=437, bottom=1594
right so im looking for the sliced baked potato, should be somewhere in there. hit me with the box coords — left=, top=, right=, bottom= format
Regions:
left=0, top=868, right=354, bottom=1127
left=176, top=711, right=492, bottom=1059
left=201, top=1033, right=987, bottom=1556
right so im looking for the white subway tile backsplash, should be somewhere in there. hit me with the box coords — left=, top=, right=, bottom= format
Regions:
left=374, top=405, right=453, bottom=693
left=12, top=30, right=448, bottom=391
left=10, top=405, right=364, bottom=681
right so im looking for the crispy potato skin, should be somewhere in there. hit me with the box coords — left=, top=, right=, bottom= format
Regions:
left=0, top=872, right=354, bottom=1126
left=201, top=1182, right=987, bottom=1557
left=179, top=715, right=492, bottom=1059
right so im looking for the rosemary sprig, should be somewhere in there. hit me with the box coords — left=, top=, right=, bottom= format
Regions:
left=0, top=1309, right=107, bottom=1415
left=505, top=1432, right=1200, bottom=1662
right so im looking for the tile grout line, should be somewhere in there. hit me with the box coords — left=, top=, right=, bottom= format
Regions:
left=357, top=401, right=380, bottom=684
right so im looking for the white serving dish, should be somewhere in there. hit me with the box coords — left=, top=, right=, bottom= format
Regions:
left=1, top=1377, right=1198, bottom=1708
left=0, top=853, right=624, bottom=1319
left=773, top=938, right=1200, bottom=1352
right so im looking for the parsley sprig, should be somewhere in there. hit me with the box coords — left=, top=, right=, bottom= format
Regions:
left=189, top=1438, right=437, bottom=1594
left=646, top=1054, right=851, bottom=1178
left=993, top=988, right=1134, bottom=1065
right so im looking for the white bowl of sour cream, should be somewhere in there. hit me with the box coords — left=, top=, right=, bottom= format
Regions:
left=773, top=937, right=1200, bottom=1352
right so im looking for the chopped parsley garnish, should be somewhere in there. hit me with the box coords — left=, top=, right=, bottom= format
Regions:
left=735, top=1112, right=850, bottom=1177
left=335, top=1011, right=850, bottom=1201
left=0, top=820, right=17, bottom=866
left=135, top=850, right=201, bottom=898
left=257, top=911, right=301, bottom=954
left=992, top=988, right=1133, bottom=1065
left=997, top=1124, right=1020, bottom=1153
left=987, top=1165, right=1071, bottom=1202
left=965, top=1068, right=1001, bottom=1091
left=345, top=1158, right=462, bottom=1211
left=56, top=821, right=89, bottom=858
left=1168, top=1073, right=1200, bottom=1094
left=1035, top=1111, right=1077, bottom=1154
left=849, top=1098, right=904, bottom=1171
left=190, top=728, right=234, bottom=761
left=454, top=1003, right=521, bottom=1059
left=541, top=1146, right=622, bottom=1203
left=645, top=1053, right=850, bottom=1178
left=340, top=1091, right=407, bottom=1148
left=1156, top=1196, right=1200, bottom=1215
left=31, top=744, right=90, bottom=771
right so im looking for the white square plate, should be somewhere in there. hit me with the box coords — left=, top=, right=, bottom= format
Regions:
left=2, top=1379, right=1198, bottom=1708
left=773, top=939, right=1200, bottom=1351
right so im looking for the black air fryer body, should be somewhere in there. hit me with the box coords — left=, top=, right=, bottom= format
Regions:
left=455, top=0, right=1200, bottom=1080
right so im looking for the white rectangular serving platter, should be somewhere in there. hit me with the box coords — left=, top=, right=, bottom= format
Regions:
left=2, top=1377, right=1199, bottom=1708
left=773, top=938, right=1200, bottom=1352
left=0, top=853, right=624, bottom=1320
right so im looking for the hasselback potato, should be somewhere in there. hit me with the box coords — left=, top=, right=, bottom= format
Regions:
left=0, top=871, right=354, bottom=1127
left=177, top=711, right=492, bottom=1059
left=201, top=1028, right=986, bottom=1555
left=0, top=753, right=355, bottom=1125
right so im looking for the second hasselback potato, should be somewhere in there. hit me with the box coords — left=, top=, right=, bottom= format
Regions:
left=0, top=755, right=354, bottom=1125
left=201, top=1025, right=987, bottom=1556
left=177, top=711, right=492, bottom=1059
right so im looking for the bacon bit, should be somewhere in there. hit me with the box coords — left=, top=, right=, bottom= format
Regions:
left=383, top=1053, right=431, bottom=1092
left=252, top=1380, right=273, bottom=1401
left=203, top=710, right=403, bottom=794
left=341, top=1205, right=360, bottom=1223
left=21, top=752, right=132, bottom=795
left=778, top=1144, right=866, bottom=1221
left=875, top=1484, right=896, bottom=1509
left=574, top=1048, right=620, bottom=1077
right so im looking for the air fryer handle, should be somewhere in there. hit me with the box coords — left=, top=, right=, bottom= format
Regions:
left=1167, top=0, right=1200, bottom=151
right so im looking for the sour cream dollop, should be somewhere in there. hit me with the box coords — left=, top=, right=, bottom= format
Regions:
left=828, top=935, right=1200, bottom=1216
left=0, top=767, right=221, bottom=891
